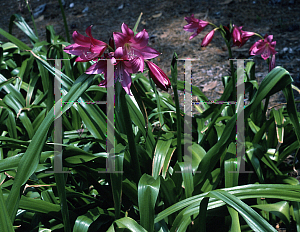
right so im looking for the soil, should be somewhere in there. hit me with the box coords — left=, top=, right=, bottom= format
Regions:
left=1, top=0, right=300, bottom=110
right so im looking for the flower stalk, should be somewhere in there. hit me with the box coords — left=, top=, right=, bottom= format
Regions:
left=116, top=82, right=141, bottom=182
left=58, top=0, right=70, bottom=43
left=171, top=53, right=182, bottom=162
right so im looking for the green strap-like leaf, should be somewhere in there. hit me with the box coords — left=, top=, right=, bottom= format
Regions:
left=138, top=174, right=160, bottom=232
left=6, top=73, right=98, bottom=222
left=107, top=217, right=147, bottom=232
left=252, top=201, right=290, bottom=228
left=152, top=133, right=173, bottom=179
left=0, top=28, right=31, bottom=50
left=0, top=187, right=14, bottom=232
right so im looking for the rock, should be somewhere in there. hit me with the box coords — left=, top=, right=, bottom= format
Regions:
left=118, top=3, right=124, bottom=10
left=33, top=3, right=46, bottom=18
left=82, top=7, right=89, bottom=13
left=282, top=47, right=288, bottom=53
left=69, top=3, right=74, bottom=8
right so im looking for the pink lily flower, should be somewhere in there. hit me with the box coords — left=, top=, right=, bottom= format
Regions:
left=64, top=26, right=107, bottom=62
left=113, top=23, right=160, bottom=71
left=183, top=14, right=209, bottom=40
left=232, top=26, right=255, bottom=48
left=146, top=60, right=171, bottom=91
left=201, top=29, right=215, bottom=47
left=269, top=54, right=276, bottom=72
left=86, top=48, right=141, bottom=95
left=249, top=34, right=277, bottom=60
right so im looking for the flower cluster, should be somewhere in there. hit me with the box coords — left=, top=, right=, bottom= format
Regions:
left=183, top=14, right=277, bottom=71
left=64, top=24, right=171, bottom=95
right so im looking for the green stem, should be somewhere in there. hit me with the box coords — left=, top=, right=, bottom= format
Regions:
left=171, top=53, right=182, bottom=162
left=117, top=82, right=141, bottom=182
left=107, top=45, right=115, bottom=52
left=54, top=172, right=71, bottom=232
left=58, top=0, right=70, bottom=43
left=149, top=78, right=166, bottom=131
left=133, top=12, right=143, bottom=34
left=263, top=96, right=270, bottom=123
left=226, top=41, right=236, bottom=102
left=254, top=33, right=264, bottom=40
left=25, top=0, right=38, bottom=40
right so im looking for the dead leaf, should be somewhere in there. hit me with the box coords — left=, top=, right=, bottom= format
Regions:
left=200, top=81, right=218, bottom=92
left=220, top=0, right=233, bottom=4
left=152, top=12, right=162, bottom=18
left=35, top=15, right=44, bottom=23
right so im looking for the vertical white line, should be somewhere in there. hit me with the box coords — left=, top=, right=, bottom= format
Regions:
left=47, top=59, right=70, bottom=173
left=106, top=59, right=115, bottom=172
left=232, top=59, right=253, bottom=173
left=184, top=60, right=193, bottom=173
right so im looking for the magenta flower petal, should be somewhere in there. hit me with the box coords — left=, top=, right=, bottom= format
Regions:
left=199, top=20, right=209, bottom=28
left=86, top=60, right=107, bottom=75
left=146, top=61, right=171, bottom=91
left=90, top=44, right=107, bottom=56
left=113, top=23, right=159, bottom=62
left=184, top=14, right=198, bottom=24
left=72, top=30, right=91, bottom=46
left=120, top=69, right=132, bottom=95
left=113, top=32, right=129, bottom=48
left=189, top=32, right=199, bottom=40
left=75, top=56, right=88, bottom=62
left=64, top=26, right=107, bottom=62
left=85, top=26, right=93, bottom=39
left=232, top=26, right=242, bottom=45
left=115, top=61, right=132, bottom=95
left=134, top=29, right=149, bottom=48
left=136, top=46, right=160, bottom=59
left=201, top=29, right=215, bottom=47
left=265, top=34, right=273, bottom=43
left=183, top=24, right=199, bottom=32
left=232, top=25, right=255, bottom=47
left=130, top=57, right=144, bottom=73
left=269, top=54, right=276, bottom=72
left=98, top=79, right=107, bottom=87
left=121, top=23, right=134, bottom=38
left=183, top=14, right=209, bottom=40
left=242, top=30, right=255, bottom=38
left=114, top=47, right=125, bottom=59
left=249, top=34, right=277, bottom=60
left=64, top=43, right=90, bottom=56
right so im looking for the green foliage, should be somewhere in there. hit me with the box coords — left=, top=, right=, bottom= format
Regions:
left=0, top=14, right=300, bottom=232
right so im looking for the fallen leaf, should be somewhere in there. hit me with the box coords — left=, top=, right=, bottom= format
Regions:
left=220, top=0, right=233, bottom=4
left=200, top=81, right=218, bottom=92
left=35, top=15, right=44, bottom=23
left=152, top=12, right=162, bottom=18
